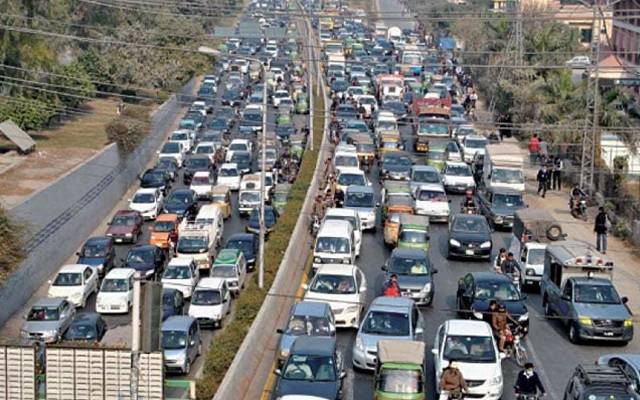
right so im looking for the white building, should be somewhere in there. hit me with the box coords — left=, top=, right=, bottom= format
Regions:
left=600, top=132, right=640, bottom=175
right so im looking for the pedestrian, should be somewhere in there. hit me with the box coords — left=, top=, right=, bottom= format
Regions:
left=594, top=207, right=609, bottom=254
left=536, top=165, right=550, bottom=198
left=539, top=137, right=549, bottom=165
left=552, top=156, right=563, bottom=190
left=528, top=134, right=540, bottom=165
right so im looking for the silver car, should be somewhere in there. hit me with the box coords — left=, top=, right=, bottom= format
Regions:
left=352, top=296, right=424, bottom=370
left=21, top=297, right=76, bottom=343
left=162, top=316, right=202, bottom=375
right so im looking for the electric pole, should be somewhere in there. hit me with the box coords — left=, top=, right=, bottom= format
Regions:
left=514, top=0, right=524, bottom=68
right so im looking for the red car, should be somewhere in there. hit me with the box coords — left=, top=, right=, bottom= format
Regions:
left=106, top=210, right=144, bottom=244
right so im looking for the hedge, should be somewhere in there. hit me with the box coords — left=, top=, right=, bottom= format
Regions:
left=0, top=206, right=25, bottom=285
left=196, top=91, right=325, bottom=399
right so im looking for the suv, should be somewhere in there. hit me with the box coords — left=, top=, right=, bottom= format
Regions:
left=564, top=364, right=639, bottom=400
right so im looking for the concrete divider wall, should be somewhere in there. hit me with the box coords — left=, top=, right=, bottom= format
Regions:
left=0, top=78, right=197, bottom=326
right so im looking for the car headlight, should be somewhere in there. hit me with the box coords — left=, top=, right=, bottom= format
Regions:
left=480, top=241, right=491, bottom=249
left=342, top=259, right=350, bottom=264
left=125, top=233, right=133, bottom=237
left=488, top=374, right=502, bottom=386
left=493, top=215, right=504, bottom=223
left=518, top=313, right=529, bottom=322
left=355, top=336, right=364, bottom=352
left=625, top=319, right=633, bottom=327
left=422, top=282, right=432, bottom=293
left=21, top=330, right=30, bottom=338
left=449, top=239, right=461, bottom=247
left=579, top=316, right=592, bottom=326
left=279, top=348, right=289, bottom=359
left=526, top=268, right=535, bottom=276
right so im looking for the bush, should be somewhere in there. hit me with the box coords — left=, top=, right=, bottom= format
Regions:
left=0, top=97, right=58, bottom=131
left=195, top=93, right=325, bottom=399
left=0, top=207, right=25, bottom=284
left=105, top=104, right=150, bottom=153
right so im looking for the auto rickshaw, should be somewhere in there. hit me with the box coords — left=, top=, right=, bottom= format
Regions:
left=272, top=183, right=292, bottom=215
left=379, top=132, right=404, bottom=155
left=350, top=133, right=376, bottom=172
left=150, top=213, right=179, bottom=252
left=289, top=133, right=306, bottom=160
left=374, top=340, right=426, bottom=400
left=210, top=185, right=232, bottom=219
left=383, top=196, right=414, bottom=246
left=397, top=214, right=431, bottom=253
left=425, top=141, right=448, bottom=171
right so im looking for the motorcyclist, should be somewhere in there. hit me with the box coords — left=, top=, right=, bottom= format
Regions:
left=570, top=185, right=586, bottom=211
left=383, top=273, right=401, bottom=297
left=501, top=253, right=521, bottom=289
left=492, top=304, right=513, bottom=352
left=461, top=190, right=476, bottom=212
left=494, top=248, right=507, bottom=273
left=439, top=361, right=468, bottom=400
left=515, top=362, right=546, bottom=398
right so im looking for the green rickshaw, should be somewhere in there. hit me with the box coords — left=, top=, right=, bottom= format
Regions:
left=374, top=340, right=426, bottom=400
left=397, top=214, right=431, bottom=253
left=272, top=183, right=292, bottom=214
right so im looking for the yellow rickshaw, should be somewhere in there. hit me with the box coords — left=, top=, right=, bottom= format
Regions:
left=383, top=196, right=414, bottom=246
left=210, top=185, right=232, bottom=219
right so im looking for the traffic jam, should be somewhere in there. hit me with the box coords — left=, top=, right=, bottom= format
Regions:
left=17, top=0, right=309, bottom=379
left=269, top=1, right=638, bottom=400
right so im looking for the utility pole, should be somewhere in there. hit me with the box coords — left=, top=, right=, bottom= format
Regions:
left=580, top=3, right=602, bottom=195
left=307, top=11, right=314, bottom=151
left=514, top=0, right=524, bottom=68
left=259, top=60, right=267, bottom=289
left=130, top=278, right=141, bottom=400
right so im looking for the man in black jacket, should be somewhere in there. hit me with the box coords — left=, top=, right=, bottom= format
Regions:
left=536, top=165, right=550, bottom=198
left=515, top=363, right=546, bottom=397
left=594, top=207, right=608, bottom=254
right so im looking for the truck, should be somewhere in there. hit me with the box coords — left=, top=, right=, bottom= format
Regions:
left=412, top=98, right=451, bottom=152
left=482, top=143, right=525, bottom=192
left=327, top=53, right=346, bottom=70
left=541, top=241, right=633, bottom=344
left=376, top=74, right=404, bottom=102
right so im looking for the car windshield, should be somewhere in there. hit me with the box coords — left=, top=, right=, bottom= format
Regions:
left=492, top=168, right=524, bottom=184
left=211, top=265, right=237, bottom=278
left=377, top=121, right=397, bottom=131
left=282, top=355, right=336, bottom=382
left=315, top=237, right=350, bottom=254
left=390, top=256, right=429, bottom=275
left=167, top=192, right=192, bottom=205
left=445, top=164, right=472, bottom=177
left=362, top=311, right=410, bottom=336
left=220, top=168, right=238, bottom=177
left=378, top=368, right=422, bottom=394
left=162, top=330, right=187, bottom=350
left=240, top=192, right=260, bottom=202
left=419, top=122, right=449, bottom=135
left=399, top=230, right=429, bottom=245
left=171, top=133, right=188, bottom=141
left=53, top=272, right=82, bottom=286
left=191, top=289, right=221, bottom=305
left=186, top=158, right=209, bottom=169
left=65, top=323, right=97, bottom=340
left=452, top=218, right=489, bottom=234
left=581, top=390, right=635, bottom=400
left=161, top=142, right=180, bottom=153
left=335, top=155, right=358, bottom=167
left=465, top=138, right=487, bottom=149
left=244, top=112, right=262, bottom=122
left=493, top=193, right=524, bottom=207
left=286, top=315, right=333, bottom=336
left=412, top=169, right=439, bottom=183
left=443, top=335, right=496, bottom=363
left=196, top=146, right=213, bottom=154
left=133, top=193, right=155, bottom=203
left=163, top=266, right=191, bottom=280
left=475, top=281, right=520, bottom=301
left=81, top=242, right=107, bottom=257
left=177, top=236, right=208, bottom=253
left=345, top=192, right=374, bottom=207
left=417, top=190, right=446, bottom=202
left=126, top=249, right=153, bottom=265
left=574, top=284, right=621, bottom=304
left=310, top=274, right=356, bottom=294
left=231, top=153, right=250, bottom=163
left=112, top=215, right=136, bottom=226
left=142, top=171, right=164, bottom=184
left=101, top=278, right=129, bottom=292
left=527, top=248, right=546, bottom=265
left=153, top=221, right=175, bottom=233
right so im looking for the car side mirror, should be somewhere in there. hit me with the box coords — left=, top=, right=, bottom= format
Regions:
left=276, top=328, right=284, bottom=334
left=561, top=295, right=571, bottom=302
left=521, top=256, right=526, bottom=262
left=431, top=348, right=438, bottom=356
left=223, top=298, right=229, bottom=303
left=415, top=327, right=424, bottom=335
left=274, top=369, right=282, bottom=376
left=75, top=251, right=81, bottom=256
left=376, top=202, right=380, bottom=207
left=340, top=370, right=347, bottom=379
left=47, top=279, right=52, bottom=284
left=622, top=296, right=629, bottom=304
left=448, top=199, right=452, bottom=203
left=190, top=340, right=196, bottom=347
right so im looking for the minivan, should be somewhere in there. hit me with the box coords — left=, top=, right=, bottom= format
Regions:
left=162, top=316, right=202, bottom=374
left=313, top=220, right=355, bottom=270
left=188, top=277, right=231, bottom=328
left=343, top=185, right=377, bottom=231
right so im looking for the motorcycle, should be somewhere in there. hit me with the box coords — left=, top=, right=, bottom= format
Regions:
left=507, top=269, right=521, bottom=293
left=515, top=394, right=541, bottom=400
left=309, top=214, right=321, bottom=236
left=460, top=205, right=478, bottom=215
left=503, top=325, right=528, bottom=367
left=570, top=196, right=587, bottom=221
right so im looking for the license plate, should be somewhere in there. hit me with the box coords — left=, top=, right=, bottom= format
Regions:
left=110, top=305, right=119, bottom=310
left=115, top=238, right=123, bottom=243
left=402, top=292, right=411, bottom=297
left=465, top=249, right=474, bottom=255
left=603, top=331, right=614, bottom=336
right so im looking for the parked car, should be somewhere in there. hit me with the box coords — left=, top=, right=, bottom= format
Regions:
left=566, top=55, right=592, bottom=68
left=105, top=210, right=144, bottom=244
left=48, top=264, right=99, bottom=308
left=123, top=245, right=167, bottom=279
left=21, top=297, right=75, bottom=343
left=447, top=214, right=493, bottom=260
left=76, top=236, right=116, bottom=276
left=161, top=316, right=202, bottom=374
left=63, top=312, right=107, bottom=343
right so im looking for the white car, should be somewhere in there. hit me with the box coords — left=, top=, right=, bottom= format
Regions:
left=442, top=161, right=476, bottom=194
left=233, top=58, right=249, bottom=74
left=194, top=142, right=218, bottom=164
left=303, top=264, right=367, bottom=329
left=189, top=101, right=207, bottom=117
left=347, top=86, right=366, bottom=102
left=515, top=241, right=547, bottom=288
left=48, top=264, right=99, bottom=308
left=272, top=90, right=290, bottom=107
left=265, top=44, right=278, bottom=58
left=168, top=130, right=194, bottom=153
left=190, top=171, right=215, bottom=200
left=162, top=257, right=200, bottom=299
left=270, top=67, right=285, bottom=82
left=278, top=97, right=294, bottom=108
left=129, top=188, right=164, bottom=220
left=459, top=134, right=487, bottom=163
left=96, top=268, right=135, bottom=314
left=334, top=148, right=360, bottom=170
left=433, top=320, right=504, bottom=400
left=158, top=141, right=186, bottom=168
left=566, top=55, right=591, bottom=68
left=414, top=183, right=450, bottom=222
left=323, top=208, right=362, bottom=257
left=188, top=277, right=231, bottom=328
left=335, top=167, right=369, bottom=195
left=226, top=139, right=252, bottom=162
left=217, top=163, right=241, bottom=190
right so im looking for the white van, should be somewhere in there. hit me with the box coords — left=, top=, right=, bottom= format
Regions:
left=176, top=205, right=223, bottom=272
left=96, top=268, right=135, bottom=314
left=188, top=277, right=231, bottom=328
left=334, top=146, right=360, bottom=170
left=323, top=208, right=362, bottom=257
left=312, top=220, right=355, bottom=270
left=239, top=174, right=263, bottom=216
left=191, top=204, right=224, bottom=245
left=217, top=163, right=241, bottom=190
left=162, top=257, right=200, bottom=299
left=414, top=183, right=450, bottom=222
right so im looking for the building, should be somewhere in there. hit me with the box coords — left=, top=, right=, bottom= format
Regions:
left=600, top=132, right=640, bottom=175
left=611, top=0, right=640, bottom=66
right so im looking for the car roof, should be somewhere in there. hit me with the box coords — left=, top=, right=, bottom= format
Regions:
left=33, top=297, right=67, bottom=307
left=84, top=236, right=112, bottom=246
left=71, top=312, right=101, bottom=324
left=315, top=264, right=357, bottom=276
left=337, top=167, right=363, bottom=175
left=445, top=319, right=493, bottom=336
left=58, top=264, right=92, bottom=273
left=155, top=213, right=178, bottom=222
left=135, top=188, right=159, bottom=195
left=290, top=336, right=336, bottom=356
left=416, top=183, right=445, bottom=192
left=162, top=315, right=196, bottom=331
left=391, top=248, right=427, bottom=259
left=293, top=301, right=332, bottom=317
left=196, top=277, right=225, bottom=289
left=486, top=187, right=523, bottom=195
left=571, top=277, right=615, bottom=285
left=346, top=185, right=373, bottom=194
left=214, top=249, right=242, bottom=264
left=193, top=171, right=211, bottom=178
left=228, top=233, right=256, bottom=242
left=318, top=219, right=352, bottom=235
left=453, top=214, right=486, bottom=223
left=105, top=268, right=136, bottom=279
left=465, top=134, right=487, bottom=140
left=469, top=271, right=510, bottom=283
left=167, top=256, right=193, bottom=267
left=221, top=163, right=238, bottom=169
left=369, top=296, right=414, bottom=312
left=412, top=165, right=438, bottom=172
left=444, top=161, right=469, bottom=168
left=325, top=208, right=358, bottom=217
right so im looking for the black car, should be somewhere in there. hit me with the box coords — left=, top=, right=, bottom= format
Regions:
left=217, top=106, right=238, bottom=124
left=447, top=214, right=493, bottom=260
left=382, top=248, right=437, bottom=306
left=335, top=104, right=359, bottom=123
left=222, top=87, right=242, bottom=107
left=76, top=236, right=116, bottom=277
left=225, top=233, right=258, bottom=269
left=476, top=188, right=526, bottom=230
left=156, top=157, right=179, bottom=182
left=185, top=111, right=205, bottom=129
left=163, top=189, right=199, bottom=219
left=380, top=152, right=412, bottom=181
left=139, top=168, right=171, bottom=193
left=456, top=272, right=529, bottom=335
left=230, top=151, right=252, bottom=174
left=274, top=336, right=345, bottom=400
left=207, top=117, right=230, bottom=135
left=563, top=365, right=638, bottom=400
left=162, top=288, right=185, bottom=321
left=123, top=245, right=167, bottom=280
left=247, top=206, right=277, bottom=235
left=239, top=110, right=263, bottom=135
left=276, top=123, right=295, bottom=142
left=183, top=156, right=214, bottom=185
left=63, top=312, right=107, bottom=343
left=330, top=79, right=349, bottom=95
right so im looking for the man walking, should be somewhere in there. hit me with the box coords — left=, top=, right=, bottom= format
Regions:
left=594, top=207, right=609, bottom=254
left=528, top=134, right=540, bottom=165
left=552, top=156, right=563, bottom=190
left=536, top=165, right=550, bottom=198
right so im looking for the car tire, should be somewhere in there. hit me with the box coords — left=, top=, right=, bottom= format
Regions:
left=197, top=341, right=202, bottom=357
left=568, top=322, right=581, bottom=344
left=184, top=360, right=191, bottom=375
